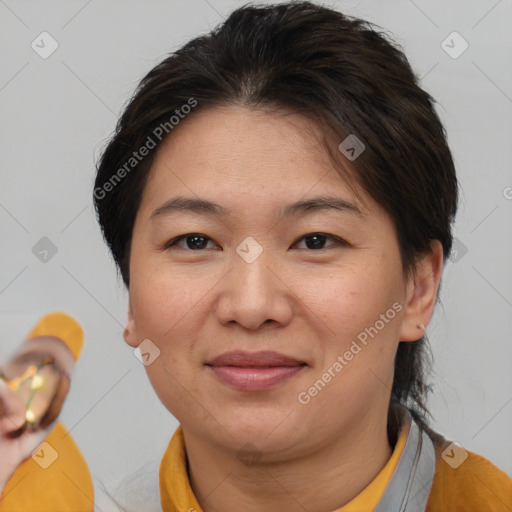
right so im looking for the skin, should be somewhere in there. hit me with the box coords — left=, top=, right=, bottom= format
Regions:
left=124, top=105, right=443, bottom=511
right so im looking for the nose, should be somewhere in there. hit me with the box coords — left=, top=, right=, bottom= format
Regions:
left=214, top=247, right=294, bottom=331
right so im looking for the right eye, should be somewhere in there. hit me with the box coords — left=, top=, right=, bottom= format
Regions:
left=164, top=233, right=220, bottom=251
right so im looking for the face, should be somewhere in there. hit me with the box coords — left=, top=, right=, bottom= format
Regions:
left=125, top=105, right=435, bottom=459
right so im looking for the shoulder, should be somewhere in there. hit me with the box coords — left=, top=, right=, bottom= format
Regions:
left=427, top=437, right=512, bottom=511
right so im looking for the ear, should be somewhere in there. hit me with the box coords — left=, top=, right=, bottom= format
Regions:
left=123, top=300, right=139, bottom=348
left=399, top=240, right=444, bottom=342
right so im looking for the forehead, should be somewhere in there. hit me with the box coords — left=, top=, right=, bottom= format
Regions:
left=143, top=105, right=372, bottom=215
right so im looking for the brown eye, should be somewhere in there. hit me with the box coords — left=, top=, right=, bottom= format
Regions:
left=165, top=233, right=219, bottom=250
left=294, top=233, right=346, bottom=250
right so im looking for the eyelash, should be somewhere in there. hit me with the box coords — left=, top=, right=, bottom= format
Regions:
left=163, top=232, right=348, bottom=251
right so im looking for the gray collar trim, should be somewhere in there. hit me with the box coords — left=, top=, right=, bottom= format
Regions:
left=374, top=408, right=436, bottom=512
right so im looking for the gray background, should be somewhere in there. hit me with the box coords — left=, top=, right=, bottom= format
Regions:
left=1, top=0, right=511, bottom=493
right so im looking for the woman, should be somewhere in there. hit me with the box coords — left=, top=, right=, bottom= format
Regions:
left=92, top=2, right=511, bottom=510
left=2, top=1, right=509, bottom=511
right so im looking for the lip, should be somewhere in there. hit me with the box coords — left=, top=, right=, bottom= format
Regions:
left=205, top=351, right=307, bottom=391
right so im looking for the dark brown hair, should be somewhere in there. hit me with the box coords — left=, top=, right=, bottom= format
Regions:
left=94, top=1, right=458, bottom=433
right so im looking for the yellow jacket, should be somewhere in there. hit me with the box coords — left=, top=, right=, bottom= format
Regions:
left=159, top=417, right=512, bottom=512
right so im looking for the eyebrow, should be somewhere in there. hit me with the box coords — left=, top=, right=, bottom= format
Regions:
left=151, top=195, right=365, bottom=219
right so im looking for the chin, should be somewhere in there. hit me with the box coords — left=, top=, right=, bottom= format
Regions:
left=215, top=407, right=301, bottom=449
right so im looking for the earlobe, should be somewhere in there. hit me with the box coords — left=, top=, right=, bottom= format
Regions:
left=123, top=301, right=139, bottom=348
left=399, top=240, right=444, bottom=342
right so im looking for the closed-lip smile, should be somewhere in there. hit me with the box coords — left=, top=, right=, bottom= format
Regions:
left=205, top=350, right=307, bottom=391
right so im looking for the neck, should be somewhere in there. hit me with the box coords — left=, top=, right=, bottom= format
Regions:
left=182, top=411, right=393, bottom=512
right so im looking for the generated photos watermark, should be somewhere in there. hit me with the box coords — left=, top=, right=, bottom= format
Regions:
left=298, top=302, right=403, bottom=404
left=94, top=98, right=198, bottom=200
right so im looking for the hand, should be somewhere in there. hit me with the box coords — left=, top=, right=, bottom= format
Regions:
left=0, top=379, right=58, bottom=490
left=0, top=336, right=74, bottom=492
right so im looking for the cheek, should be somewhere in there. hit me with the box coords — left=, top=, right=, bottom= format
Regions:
left=295, top=261, right=402, bottom=338
left=298, top=261, right=404, bottom=407
left=129, top=259, right=220, bottom=411
left=130, top=251, right=211, bottom=340
left=130, top=265, right=208, bottom=418
left=296, top=264, right=403, bottom=407
left=144, top=358, right=203, bottom=424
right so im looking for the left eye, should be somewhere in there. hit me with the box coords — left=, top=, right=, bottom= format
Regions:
left=293, top=233, right=345, bottom=250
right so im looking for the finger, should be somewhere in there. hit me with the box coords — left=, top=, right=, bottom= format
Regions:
left=0, top=379, right=27, bottom=435
left=38, top=371, right=70, bottom=430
